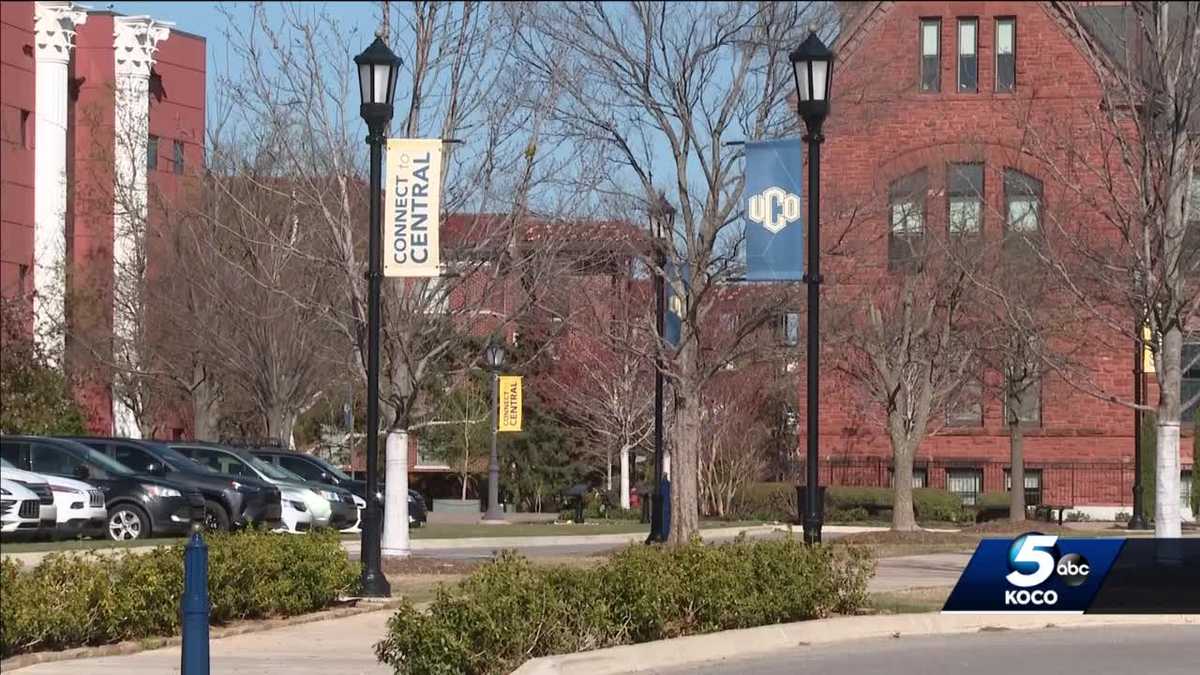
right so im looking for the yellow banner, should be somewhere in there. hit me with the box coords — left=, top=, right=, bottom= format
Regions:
left=1143, top=324, right=1155, bottom=373
left=383, top=138, right=442, bottom=277
left=498, top=376, right=523, bottom=432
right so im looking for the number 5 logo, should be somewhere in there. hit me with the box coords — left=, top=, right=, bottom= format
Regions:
left=1006, top=534, right=1058, bottom=588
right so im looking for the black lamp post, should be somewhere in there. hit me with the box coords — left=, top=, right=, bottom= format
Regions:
left=1130, top=272, right=1149, bottom=530
left=646, top=191, right=676, bottom=544
left=790, top=29, right=833, bottom=545
left=483, top=338, right=506, bottom=521
left=355, top=33, right=401, bottom=598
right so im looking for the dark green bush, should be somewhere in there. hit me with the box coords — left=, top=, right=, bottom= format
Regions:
left=728, top=482, right=796, bottom=521
left=913, top=488, right=969, bottom=522
left=0, top=530, right=357, bottom=657
left=827, top=506, right=870, bottom=522
left=375, top=537, right=875, bottom=675
left=729, top=483, right=966, bottom=523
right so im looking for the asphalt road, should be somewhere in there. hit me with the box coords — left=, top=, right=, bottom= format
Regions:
left=650, top=624, right=1200, bottom=675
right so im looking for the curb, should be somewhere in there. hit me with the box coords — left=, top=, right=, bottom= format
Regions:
left=0, top=599, right=407, bottom=672
left=511, top=613, right=1199, bottom=675
left=342, top=524, right=813, bottom=552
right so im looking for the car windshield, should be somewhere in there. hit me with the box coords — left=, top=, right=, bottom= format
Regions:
left=83, top=447, right=136, bottom=476
left=307, top=455, right=354, bottom=482
left=244, top=454, right=294, bottom=481
left=0, top=458, right=12, bottom=468
left=272, top=465, right=309, bottom=482
left=157, top=445, right=217, bottom=473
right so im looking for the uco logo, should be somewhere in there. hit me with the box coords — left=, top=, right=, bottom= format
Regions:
left=1003, top=534, right=1091, bottom=606
left=748, top=186, right=801, bottom=234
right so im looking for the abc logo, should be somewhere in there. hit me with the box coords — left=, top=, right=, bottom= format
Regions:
left=1003, top=534, right=1091, bottom=606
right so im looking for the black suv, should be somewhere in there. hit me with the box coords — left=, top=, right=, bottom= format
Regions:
left=249, top=448, right=427, bottom=527
left=63, top=437, right=283, bottom=532
left=0, top=436, right=203, bottom=541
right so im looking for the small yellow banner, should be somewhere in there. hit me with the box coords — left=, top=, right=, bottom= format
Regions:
left=498, top=376, right=523, bottom=432
left=1143, top=324, right=1156, bottom=373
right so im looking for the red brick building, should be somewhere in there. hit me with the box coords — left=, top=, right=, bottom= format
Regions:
left=800, top=1, right=1196, bottom=516
left=0, top=2, right=205, bottom=436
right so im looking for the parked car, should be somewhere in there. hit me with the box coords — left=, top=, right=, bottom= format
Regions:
left=64, top=437, right=282, bottom=533
left=279, top=486, right=316, bottom=533
left=1, top=478, right=43, bottom=534
left=0, top=436, right=204, bottom=541
left=169, top=443, right=356, bottom=531
left=1, top=458, right=104, bottom=538
left=249, top=448, right=427, bottom=528
left=0, top=458, right=57, bottom=536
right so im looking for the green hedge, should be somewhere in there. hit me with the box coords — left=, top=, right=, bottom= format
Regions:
left=729, top=483, right=968, bottom=523
left=0, top=529, right=357, bottom=657
left=375, top=537, right=874, bottom=675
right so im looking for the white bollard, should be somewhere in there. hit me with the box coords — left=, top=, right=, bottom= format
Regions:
left=382, top=429, right=410, bottom=558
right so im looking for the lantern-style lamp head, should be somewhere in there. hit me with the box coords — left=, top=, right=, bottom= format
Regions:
left=651, top=190, right=676, bottom=243
left=354, top=34, right=402, bottom=132
left=789, top=30, right=833, bottom=129
left=484, top=339, right=506, bottom=370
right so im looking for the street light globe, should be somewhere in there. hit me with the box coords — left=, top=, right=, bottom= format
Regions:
left=651, top=190, right=676, bottom=242
left=484, top=339, right=506, bottom=369
left=789, top=30, right=834, bottom=125
left=354, top=34, right=402, bottom=125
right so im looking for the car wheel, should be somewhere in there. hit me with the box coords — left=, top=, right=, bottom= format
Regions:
left=107, top=505, right=150, bottom=541
left=203, top=500, right=231, bottom=532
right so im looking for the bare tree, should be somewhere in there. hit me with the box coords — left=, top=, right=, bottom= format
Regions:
left=1012, top=3, right=1200, bottom=536
left=516, top=0, right=824, bottom=543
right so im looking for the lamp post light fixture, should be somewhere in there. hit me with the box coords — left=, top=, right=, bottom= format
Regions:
left=789, top=28, right=833, bottom=545
left=646, top=190, right=676, bottom=544
left=483, top=338, right=507, bottom=522
left=355, top=32, right=401, bottom=598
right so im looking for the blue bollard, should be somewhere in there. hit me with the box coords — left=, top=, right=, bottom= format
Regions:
left=181, top=529, right=210, bottom=675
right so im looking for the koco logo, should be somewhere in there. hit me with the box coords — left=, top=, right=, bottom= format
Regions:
left=1003, top=534, right=1091, bottom=607
left=748, top=186, right=801, bottom=234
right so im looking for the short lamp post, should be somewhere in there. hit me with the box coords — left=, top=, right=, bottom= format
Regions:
left=483, top=339, right=507, bottom=522
left=355, top=32, right=401, bottom=598
left=789, top=29, right=833, bottom=545
left=647, top=191, right=675, bottom=544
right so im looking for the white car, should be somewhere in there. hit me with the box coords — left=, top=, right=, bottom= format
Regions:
left=278, top=487, right=315, bottom=533
left=0, top=460, right=57, bottom=535
left=1, top=478, right=42, bottom=533
left=1, top=463, right=105, bottom=538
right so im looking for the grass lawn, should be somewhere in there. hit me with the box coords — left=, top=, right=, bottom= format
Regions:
left=395, top=519, right=768, bottom=540
left=863, top=586, right=953, bottom=614
left=0, top=536, right=184, bottom=554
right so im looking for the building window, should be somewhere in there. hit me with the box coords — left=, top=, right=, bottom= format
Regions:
left=147, top=134, right=159, bottom=171
left=996, top=18, right=1016, bottom=92
left=1184, top=342, right=1199, bottom=422
left=889, top=170, right=927, bottom=270
left=948, top=163, right=983, bottom=236
left=1005, top=367, right=1042, bottom=426
left=920, top=19, right=941, bottom=92
left=889, top=467, right=928, bottom=489
left=958, top=18, right=978, bottom=92
left=1004, top=169, right=1042, bottom=255
left=19, top=109, right=32, bottom=149
left=172, top=140, right=185, bottom=174
left=1004, top=468, right=1043, bottom=506
left=778, top=311, right=800, bottom=347
left=1181, top=471, right=1193, bottom=513
left=947, top=468, right=983, bottom=506
left=946, top=377, right=983, bottom=427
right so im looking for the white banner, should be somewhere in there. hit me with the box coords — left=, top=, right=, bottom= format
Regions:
left=383, top=138, right=442, bottom=277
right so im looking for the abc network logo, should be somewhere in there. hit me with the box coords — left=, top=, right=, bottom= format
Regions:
left=1004, top=534, right=1091, bottom=606
left=747, top=186, right=801, bottom=234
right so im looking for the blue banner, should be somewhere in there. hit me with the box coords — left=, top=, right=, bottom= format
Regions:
left=744, top=138, right=804, bottom=281
left=663, top=260, right=688, bottom=348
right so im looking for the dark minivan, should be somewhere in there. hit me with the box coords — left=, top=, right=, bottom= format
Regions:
left=0, top=436, right=203, bottom=541
left=249, top=448, right=427, bottom=527
left=64, top=437, right=282, bottom=532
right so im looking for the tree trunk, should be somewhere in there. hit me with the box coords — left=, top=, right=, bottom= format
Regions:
left=382, top=428, right=411, bottom=558
left=890, top=433, right=918, bottom=531
left=619, top=445, right=631, bottom=510
left=191, top=374, right=221, bottom=441
left=1009, top=402, right=1026, bottom=522
left=265, top=405, right=297, bottom=448
left=668, top=387, right=701, bottom=544
left=606, top=447, right=613, bottom=492
left=1155, top=323, right=1184, bottom=538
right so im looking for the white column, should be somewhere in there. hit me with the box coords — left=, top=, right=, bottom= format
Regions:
left=111, top=16, right=170, bottom=438
left=382, top=429, right=411, bottom=558
left=32, top=2, right=88, bottom=363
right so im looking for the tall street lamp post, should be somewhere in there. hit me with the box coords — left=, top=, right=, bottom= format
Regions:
left=1130, top=271, right=1149, bottom=530
left=789, top=29, right=833, bottom=545
left=355, top=34, right=401, bottom=597
left=647, top=192, right=676, bottom=544
left=483, top=339, right=506, bottom=521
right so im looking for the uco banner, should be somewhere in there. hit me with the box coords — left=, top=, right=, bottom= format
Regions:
left=498, top=375, right=523, bottom=432
left=383, top=138, right=442, bottom=277
left=744, top=138, right=804, bottom=281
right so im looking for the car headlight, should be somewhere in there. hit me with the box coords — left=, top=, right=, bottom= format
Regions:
left=0, top=487, right=9, bottom=496
left=319, top=489, right=339, bottom=502
left=49, top=485, right=85, bottom=495
left=141, top=484, right=182, bottom=498
left=374, top=491, right=383, bottom=502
